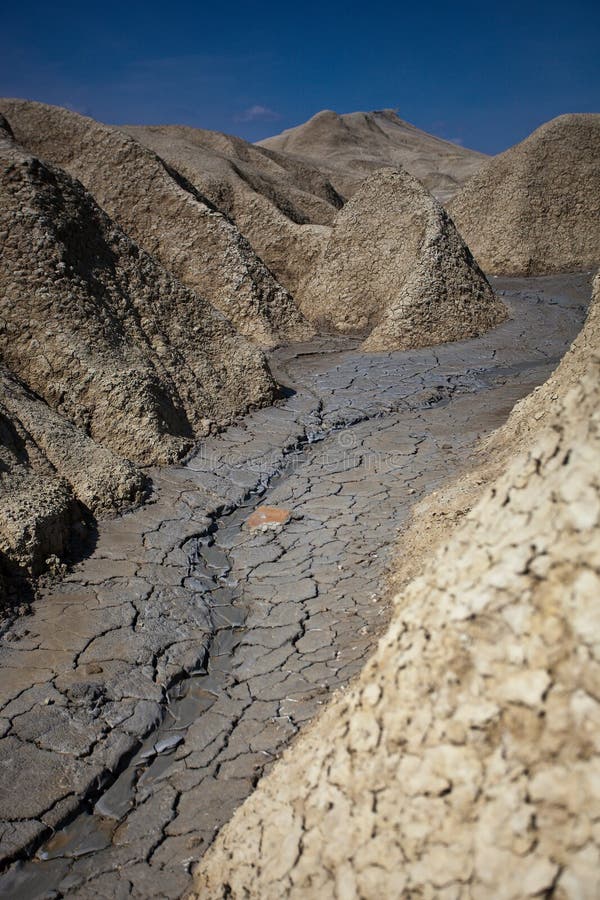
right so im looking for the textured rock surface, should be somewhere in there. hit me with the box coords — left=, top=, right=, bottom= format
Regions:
left=259, top=109, right=489, bottom=202
left=0, top=120, right=276, bottom=467
left=122, top=124, right=340, bottom=297
left=449, top=114, right=600, bottom=275
left=0, top=366, right=145, bottom=589
left=194, top=274, right=600, bottom=898
left=1, top=99, right=310, bottom=345
left=298, top=168, right=506, bottom=350
left=0, top=391, right=76, bottom=588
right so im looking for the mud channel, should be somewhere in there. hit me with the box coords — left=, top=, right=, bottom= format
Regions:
left=0, top=274, right=591, bottom=898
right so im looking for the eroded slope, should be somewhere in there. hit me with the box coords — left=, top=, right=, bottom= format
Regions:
left=122, top=123, right=341, bottom=296
left=0, top=119, right=276, bottom=466
left=0, top=367, right=146, bottom=597
left=298, top=168, right=506, bottom=350
left=1, top=99, right=310, bottom=345
left=449, top=114, right=600, bottom=275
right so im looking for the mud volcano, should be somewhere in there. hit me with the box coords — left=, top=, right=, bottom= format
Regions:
left=0, top=93, right=597, bottom=899
left=298, top=168, right=506, bottom=350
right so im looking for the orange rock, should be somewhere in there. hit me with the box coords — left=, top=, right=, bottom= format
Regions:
left=246, top=506, right=291, bottom=530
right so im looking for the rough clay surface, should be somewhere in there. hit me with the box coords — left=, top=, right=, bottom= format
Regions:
left=194, top=273, right=600, bottom=899
left=123, top=124, right=342, bottom=296
left=0, top=99, right=310, bottom=345
left=0, top=365, right=146, bottom=589
left=298, top=168, right=506, bottom=350
left=449, top=114, right=600, bottom=275
left=0, top=275, right=587, bottom=898
left=0, top=120, right=276, bottom=470
left=258, top=109, right=489, bottom=202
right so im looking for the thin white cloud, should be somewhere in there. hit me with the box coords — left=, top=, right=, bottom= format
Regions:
left=235, top=104, right=280, bottom=122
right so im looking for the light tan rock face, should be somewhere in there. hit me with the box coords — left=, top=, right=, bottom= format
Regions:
left=449, top=114, right=600, bottom=275
left=298, top=168, right=506, bottom=351
left=0, top=121, right=276, bottom=466
left=0, top=99, right=310, bottom=345
left=259, top=108, right=489, bottom=202
left=0, top=367, right=146, bottom=587
left=0, top=396, right=75, bottom=585
left=122, top=124, right=340, bottom=296
left=194, top=274, right=600, bottom=898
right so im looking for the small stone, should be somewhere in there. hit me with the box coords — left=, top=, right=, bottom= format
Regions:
left=85, top=663, right=104, bottom=675
left=246, top=506, right=292, bottom=531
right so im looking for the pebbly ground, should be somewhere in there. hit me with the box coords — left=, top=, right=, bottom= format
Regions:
left=0, top=274, right=591, bottom=899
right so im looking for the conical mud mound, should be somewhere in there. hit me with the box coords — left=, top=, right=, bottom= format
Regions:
left=449, top=114, right=600, bottom=275
left=0, top=119, right=276, bottom=467
left=298, top=168, right=506, bottom=351
left=1, top=99, right=311, bottom=345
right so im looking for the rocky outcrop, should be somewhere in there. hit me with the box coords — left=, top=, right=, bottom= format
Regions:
left=0, top=367, right=146, bottom=586
left=194, top=274, right=600, bottom=898
left=449, top=114, right=600, bottom=275
left=1, top=99, right=310, bottom=345
left=122, top=124, right=340, bottom=296
left=259, top=108, right=489, bottom=202
left=298, top=168, right=506, bottom=351
left=0, top=119, right=276, bottom=467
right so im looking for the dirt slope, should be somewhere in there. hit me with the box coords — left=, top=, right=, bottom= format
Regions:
left=122, top=123, right=342, bottom=296
left=194, top=272, right=600, bottom=898
left=0, top=116, right=276, bottom=467
left=259, top=108, right=489, bottom=201
left=449, top=114, right=600, bottom=275
left=0, top=367, right=146, bottom=590
left=298, top=168, right=506, bottom=350
left=0, top=99, right=310, bottom=345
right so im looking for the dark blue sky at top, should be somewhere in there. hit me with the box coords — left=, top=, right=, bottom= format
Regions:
left=1, top=0, right=599, bottom=155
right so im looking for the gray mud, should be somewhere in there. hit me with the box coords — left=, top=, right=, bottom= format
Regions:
left=0, top=274, right=591, bottom=898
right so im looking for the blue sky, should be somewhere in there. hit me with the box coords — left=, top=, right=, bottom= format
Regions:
left=1, top=0, right=598, bottom=154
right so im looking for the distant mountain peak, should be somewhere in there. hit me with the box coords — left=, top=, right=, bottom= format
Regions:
left=258, top=108, right=488, bottom=202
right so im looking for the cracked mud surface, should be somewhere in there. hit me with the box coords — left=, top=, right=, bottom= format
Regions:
left=0, top=275, right=590, bottom=899
left=194, top=270, right=600, bottom=899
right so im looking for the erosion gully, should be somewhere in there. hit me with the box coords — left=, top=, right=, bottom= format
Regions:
left=0, top=274, right=591, bottom=899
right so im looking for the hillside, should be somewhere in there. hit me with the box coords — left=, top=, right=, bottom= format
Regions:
left=258, top=108, right=489, bottom=201
left=449, top=113, right=600, bottom=275
left=122, top=123, right=342, bottom=295
left=0, top=115, right=276, bottom=466
left=1, top=99, right=310, bottom=345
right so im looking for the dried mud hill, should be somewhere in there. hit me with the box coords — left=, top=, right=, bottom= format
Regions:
left=298, top=168, right=506, bottom=351
left=0, top=117, right=276, bottom=468
left=122, top=124, right=342, bottom=296
left=449, top=114, right=600, bottom=275
left=0, top=99, right=310, bottom=346
left=258, top=108, right=489, bottom=202
left=0, top=366, right=146, bottom=595
left=195, top=274, right=600, bottom=898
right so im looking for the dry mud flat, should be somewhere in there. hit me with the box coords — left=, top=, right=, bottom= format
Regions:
left=0, top=274, right=590, bottom=899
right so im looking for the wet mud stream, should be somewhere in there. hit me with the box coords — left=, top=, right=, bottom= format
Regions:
left=0, top=275, right=591, bottom=898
